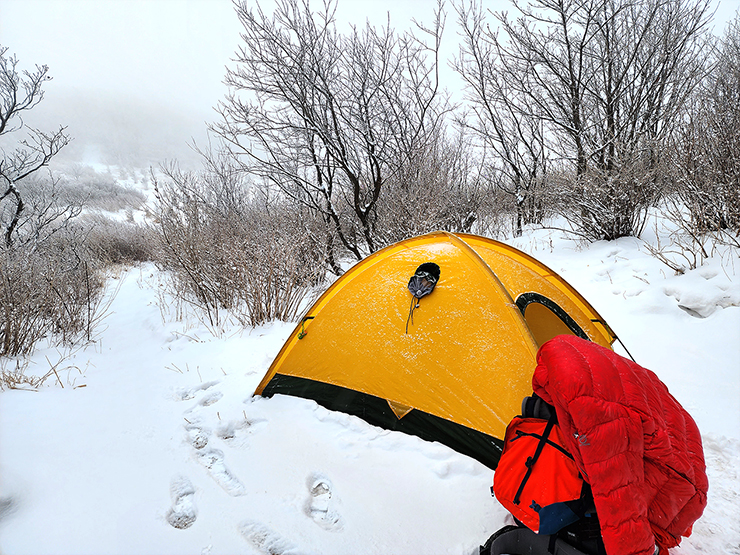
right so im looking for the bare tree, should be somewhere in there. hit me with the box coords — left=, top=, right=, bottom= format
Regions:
left=457, top=0, right=713, bottom=240
left=375, top=125, right=491, bottom=242
left=0, top=49, right=120, bottom=357
left=212, top=0, right=450, bottom=266
left=454, top=1, right=549, bottom=237
left=669, top=13, right=740, bottom=244
left=1, top=46, right=70, bottom=247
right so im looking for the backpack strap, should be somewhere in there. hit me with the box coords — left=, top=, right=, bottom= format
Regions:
left=513, top=412, right=557, bottom=505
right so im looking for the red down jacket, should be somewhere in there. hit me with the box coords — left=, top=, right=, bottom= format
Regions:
left=532, top=335, right=708, bottom=555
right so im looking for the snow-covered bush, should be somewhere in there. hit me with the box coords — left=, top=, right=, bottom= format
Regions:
left=668, top=14, right=740, bottom=245
left=549, top=158, right=667, bottom=242
left=78, top=213, right=154, bottom=265
left=56, top=167, right=148, bottom=212
left=0, top=169, right=152, bottom=357
left=374, top=128, right=500, bottom=245
left=0, top=238, right=105, bottom=356
left=151, top=163, right=327, bottom=329
left=638, top=14, right=740, bottom=271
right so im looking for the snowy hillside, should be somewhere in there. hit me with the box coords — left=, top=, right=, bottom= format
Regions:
left=1, top=224, right=739, bottom=555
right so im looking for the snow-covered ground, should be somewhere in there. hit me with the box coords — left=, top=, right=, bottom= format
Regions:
left=1, top=224, right=739, bottom=555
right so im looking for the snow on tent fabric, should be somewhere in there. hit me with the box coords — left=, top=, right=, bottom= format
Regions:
left=254, top=232, right=617, bottom=469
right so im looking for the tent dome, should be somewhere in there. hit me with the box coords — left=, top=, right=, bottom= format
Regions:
left=255, top=232, right=615, bottom=469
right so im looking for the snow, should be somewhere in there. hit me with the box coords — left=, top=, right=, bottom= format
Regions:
left=1, top=227, right=739, bottom=555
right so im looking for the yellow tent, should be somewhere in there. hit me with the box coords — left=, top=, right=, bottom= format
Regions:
left=255, top=232, right=615, bottom=468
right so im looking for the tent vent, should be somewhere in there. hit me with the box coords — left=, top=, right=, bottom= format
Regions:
left=406, top=262, right=441, bottom=333
left=407, top=262, right=440, bottom=299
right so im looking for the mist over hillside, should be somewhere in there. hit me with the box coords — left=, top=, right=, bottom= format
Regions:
left=23, top=88, right=213, bottom=172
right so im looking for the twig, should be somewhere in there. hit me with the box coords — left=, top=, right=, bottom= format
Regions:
left=45, top=355, right=65, bottom=388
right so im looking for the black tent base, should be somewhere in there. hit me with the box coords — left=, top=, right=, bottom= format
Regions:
left=260, top=373, right=505, bottom=469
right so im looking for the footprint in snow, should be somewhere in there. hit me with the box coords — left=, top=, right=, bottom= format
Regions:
left=186, top=424, right=209, bottom=449
left=196, top=448, right=247, bottom=496
left=305, top=473, right=343, bottom=531
left=166, top=475, right=197, bottom=529
left=0, top=496, right=18, bottom=523
left=239, top=521, right=297, bottom=555
left=214, top=420, right=252, bottom=447
left=174, top=380, right=220, bottom=401
left=198, top=390, right=223, bottom=407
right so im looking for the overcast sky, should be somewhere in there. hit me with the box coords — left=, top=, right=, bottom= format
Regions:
left=1, top=0, right=737, bottom=169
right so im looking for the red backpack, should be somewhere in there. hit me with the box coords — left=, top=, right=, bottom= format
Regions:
left=493, top=397, right=588, bottom=535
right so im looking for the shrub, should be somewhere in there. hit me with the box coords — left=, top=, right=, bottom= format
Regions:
left=668, top=15, right=740, bottom=245
left=0, top=239, right=105, bottom=356
left=548, top=157, right=667, bottom=242
left=374, top=132, right=493, bottom=245
left=78, top=214, right=155, bottom=265
left=0, top=169, right=147, bottom=356
left=54, top=166, right=148, bottom=212
left=152, top=164, right=327, bottom=328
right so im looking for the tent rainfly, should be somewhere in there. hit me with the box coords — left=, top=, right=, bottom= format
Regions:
left=254, top=232, right=616, bottom=469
